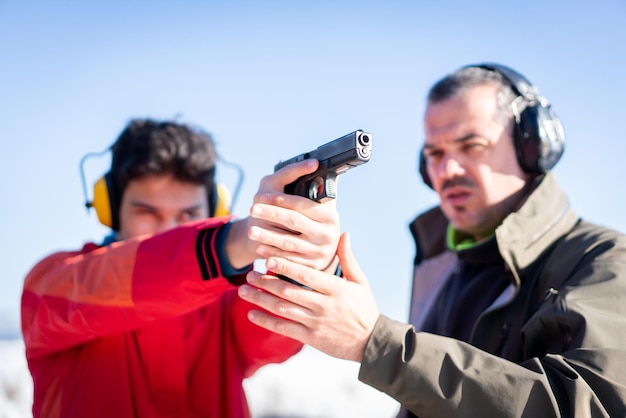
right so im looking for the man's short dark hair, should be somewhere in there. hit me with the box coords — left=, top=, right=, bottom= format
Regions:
left=427, top=66, right=518, bottom=126
left=110, top=118, right=217, bottom=196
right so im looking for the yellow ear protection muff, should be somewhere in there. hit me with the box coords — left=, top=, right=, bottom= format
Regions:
left=419, top=63, right=566, bottom=189
left=80, top=150, right=123, bottom=230
left=90, top=172, right=118, bottom=229
left=211, top=183, right=232, bottom=217
left=206, top=181, right=232, bottom=218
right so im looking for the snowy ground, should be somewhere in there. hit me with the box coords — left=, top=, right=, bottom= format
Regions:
left=0, top=340, right=32, bottom=418
left=0, top=338, right=399, bottom=418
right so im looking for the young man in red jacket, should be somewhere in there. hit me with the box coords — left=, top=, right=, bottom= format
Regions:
left=21, top=119, right=340, bottom=418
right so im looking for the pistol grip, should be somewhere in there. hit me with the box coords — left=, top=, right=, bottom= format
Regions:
left=285, top=171, right=337, bottom=202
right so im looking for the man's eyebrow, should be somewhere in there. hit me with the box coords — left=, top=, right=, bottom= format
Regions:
left=129, top=201, right=157, bottom=211
left=180, top=204, right=204, bottom=212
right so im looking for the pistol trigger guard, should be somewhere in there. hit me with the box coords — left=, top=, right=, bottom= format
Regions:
left=308, top=176, right=325, bottom=201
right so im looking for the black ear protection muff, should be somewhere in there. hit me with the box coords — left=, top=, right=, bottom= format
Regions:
left=86, top=173, right=232, bottom=230
left=419, top=63, right=566, bottom=189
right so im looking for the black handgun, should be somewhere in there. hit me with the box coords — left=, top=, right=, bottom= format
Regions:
left=274, top=130, right=372, bottom=202
left=273, top=130, right=372, bottom=288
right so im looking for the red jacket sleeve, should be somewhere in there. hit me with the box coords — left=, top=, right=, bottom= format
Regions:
left=21, top=217, right=239, bottom=358
left=228, top=293, right=303, bottom=377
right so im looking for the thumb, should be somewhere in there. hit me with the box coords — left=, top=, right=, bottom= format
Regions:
left=274, top=159, right=319, bottom=186
left=337, top=232, right=368, bottom=285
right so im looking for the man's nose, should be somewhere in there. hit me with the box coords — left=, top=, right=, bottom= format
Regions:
left=435, top=155, right=465, bottom=180
left=156, top=217, right=179, bottom=234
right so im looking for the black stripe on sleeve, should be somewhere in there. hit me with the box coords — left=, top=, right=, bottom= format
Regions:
left=195, top=227, right=219, bottom=280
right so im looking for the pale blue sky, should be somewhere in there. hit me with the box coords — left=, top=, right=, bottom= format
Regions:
left=1, top=0, right=625, bottom=336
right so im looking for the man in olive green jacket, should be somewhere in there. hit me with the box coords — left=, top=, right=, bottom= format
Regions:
left=238, top=63, right=626, bottom=417
left=359, top=170, right=626, bottom=417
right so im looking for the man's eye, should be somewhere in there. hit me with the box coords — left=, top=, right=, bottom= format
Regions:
left=182, top=211, right=201, bottom=221
left=425, top=150, right=443, bottom=160
left=133, top=208, right=154, bottom=216
left=463, top=143, right=484, bottom=152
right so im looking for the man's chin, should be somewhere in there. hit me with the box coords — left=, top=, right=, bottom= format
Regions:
left=443, top=206, right=469, bottom=226
left=448, top=214, right=479, bottom=236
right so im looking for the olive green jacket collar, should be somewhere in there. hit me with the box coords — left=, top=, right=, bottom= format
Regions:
left=495, top=171, right=578, bottom=285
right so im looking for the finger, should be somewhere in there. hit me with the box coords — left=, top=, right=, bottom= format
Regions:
left=250, top=226, right=331, bottom=260
left=243, top=270, right=319, bottom=309
left=275, top=157, right=319, bottom=176
left=250, top=202, right=304, bottom=234
left=259, top=159, right=320, bottom=196
left=249, top=197, right=339, bottom=240
left=245, top=308, right=310, bottom=343
left=265, top=257, right=337, bottom=295
left=251, top=193, right=337, bottom=226
left=238, top=274, right=317, bottom=323
left=237, top=282, right=292, bottom=318
left=337, top=232, right=368, bottom=285
left=248, top=207, right=337, bottom=267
